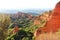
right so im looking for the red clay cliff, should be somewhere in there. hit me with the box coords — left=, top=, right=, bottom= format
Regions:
left=36, top=1, right=60, bottom=36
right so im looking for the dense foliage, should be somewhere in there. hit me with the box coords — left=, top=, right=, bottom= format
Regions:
left=0, top=12, right=49, bottom=40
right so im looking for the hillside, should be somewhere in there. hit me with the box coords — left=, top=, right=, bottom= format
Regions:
left=0, top=2, right=60, bottom=40
left=35, top=1, right=60, bottom=40
left=5, top=9, right=52, bottom=40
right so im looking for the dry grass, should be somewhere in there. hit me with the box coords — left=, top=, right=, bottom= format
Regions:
left=35, top=32, right=60, bottom=40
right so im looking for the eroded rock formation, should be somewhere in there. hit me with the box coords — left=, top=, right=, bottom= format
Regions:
left=35, top=1, right=60, bottom=37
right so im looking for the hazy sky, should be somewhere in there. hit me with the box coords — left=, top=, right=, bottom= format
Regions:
left=0, top=0, right=60, bottom=10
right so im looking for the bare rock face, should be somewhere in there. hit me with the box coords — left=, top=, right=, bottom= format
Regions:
left=54, top=1, right=60, bottom=13
left=35, top=1, right=60, bottom=37
left=34, top=16, right=41, bottom=25
left=34, top=12, right=50, bottom=25
left=34, top=20, right=40, bottom=25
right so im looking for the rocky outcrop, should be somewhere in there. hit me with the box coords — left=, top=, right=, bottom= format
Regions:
left=34, top=11, right=51, bottom=25
left=34, top=16, right=40, bottom=25
left=54, top=1, right=60, bottom=13
left=35, top=1, right=60, bottom=37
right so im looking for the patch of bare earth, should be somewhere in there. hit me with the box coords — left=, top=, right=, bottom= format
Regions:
left=35, top=32, right=60, bottom=40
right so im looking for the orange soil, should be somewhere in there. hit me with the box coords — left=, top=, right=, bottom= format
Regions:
left=36, top=1, right=60, bottom=36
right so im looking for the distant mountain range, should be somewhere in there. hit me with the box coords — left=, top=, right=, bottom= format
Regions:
left=0, top=9, right=51, bottom=15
